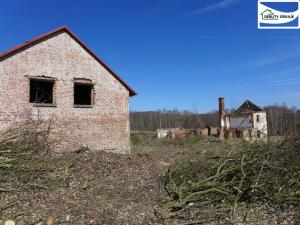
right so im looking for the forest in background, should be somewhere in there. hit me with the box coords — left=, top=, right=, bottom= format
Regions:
left=130, top=104, right=300, bottom=136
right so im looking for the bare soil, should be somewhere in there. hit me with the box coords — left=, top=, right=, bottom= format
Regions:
left=1, top=149, right=172, bottom=225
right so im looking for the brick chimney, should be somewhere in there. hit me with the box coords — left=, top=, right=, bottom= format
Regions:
left=219, top=97, right=225, bottom=128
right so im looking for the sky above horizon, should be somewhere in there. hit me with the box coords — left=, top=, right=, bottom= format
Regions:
left=1, top=0, right=300, bottom=113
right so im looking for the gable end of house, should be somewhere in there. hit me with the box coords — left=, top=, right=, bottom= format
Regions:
left=0, top=26, right=137, bottom=96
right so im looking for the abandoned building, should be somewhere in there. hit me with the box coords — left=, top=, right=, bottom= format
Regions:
left=219, top=98, right=268, bottom=140
left=0, top=26, right=136, bottom=153
left=156, top=98, right=268, bottom=140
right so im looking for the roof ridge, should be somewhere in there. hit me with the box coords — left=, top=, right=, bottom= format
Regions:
left=0, top=26, right=137, bottom=97
left=234, top=100, right=263, bottom=114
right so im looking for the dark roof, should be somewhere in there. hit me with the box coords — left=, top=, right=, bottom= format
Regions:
left=0, top=26, right=137, bottom=96
left=235, top=100, right=263, bottom=114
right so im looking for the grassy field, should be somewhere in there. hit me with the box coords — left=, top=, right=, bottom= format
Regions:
left=0, top=130, right=299, bottom=225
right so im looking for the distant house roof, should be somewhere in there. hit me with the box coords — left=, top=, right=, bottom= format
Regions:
left=0, top=26, right=137, bottom=97
left=235, top=100, right=264, bottom=114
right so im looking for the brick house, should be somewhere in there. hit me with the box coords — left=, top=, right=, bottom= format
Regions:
left=0, top=26, right=136, bottom=154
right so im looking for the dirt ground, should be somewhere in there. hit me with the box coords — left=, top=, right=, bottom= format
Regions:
left=1, top=150, right=171, bottom=225
left=0, top=136, right=298, bottom=225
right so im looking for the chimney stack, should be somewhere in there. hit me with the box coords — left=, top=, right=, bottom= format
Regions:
left=219, top=97, right=225, bottom=128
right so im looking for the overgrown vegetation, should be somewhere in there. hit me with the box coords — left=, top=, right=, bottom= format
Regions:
left=164, top=135, right=300, bottom=223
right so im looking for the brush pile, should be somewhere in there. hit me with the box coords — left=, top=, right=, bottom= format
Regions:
left=165, top=136, right=300, bottom=223
left=0, top=117, right=57, bottom=192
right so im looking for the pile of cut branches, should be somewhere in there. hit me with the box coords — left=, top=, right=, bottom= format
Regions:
left=0, top=117, right=58, bottom=192
left=165, top=135, right=300, bottom=222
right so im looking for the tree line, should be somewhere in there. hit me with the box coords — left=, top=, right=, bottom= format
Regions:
left=130, top=104, right=300, bottom=136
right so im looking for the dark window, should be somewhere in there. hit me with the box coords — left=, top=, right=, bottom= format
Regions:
left=74, top=83, right=93, bottom=105
left=30, top=80, right=54, bottom=103
left=256, top=115, right=260, bottom=122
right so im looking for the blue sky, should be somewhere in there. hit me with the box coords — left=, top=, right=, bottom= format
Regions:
left=1, top=0, right=300, bottom=112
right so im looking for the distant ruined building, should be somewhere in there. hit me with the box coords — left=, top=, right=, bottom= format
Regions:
left=219, top=98, right=268, bottom=140
left=157, top=98, right=268, bottom=141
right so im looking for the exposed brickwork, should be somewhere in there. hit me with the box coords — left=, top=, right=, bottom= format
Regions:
left=0, top=31, right=131, bottom=154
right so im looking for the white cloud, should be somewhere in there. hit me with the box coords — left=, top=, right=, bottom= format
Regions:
left=186, top=35, right=300, bottom=40
left=185, top=0, right=241, bottom=17
left=236, top=75, right=300, bottom=89
left=270, top=78, right=300, bottom=87
left=281, top=92, right=300, bottom=97
left=248, top=49, right=300, bottom=67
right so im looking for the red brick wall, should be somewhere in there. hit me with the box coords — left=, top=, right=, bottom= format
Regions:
left=0, top=31, right=131, bottom=153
